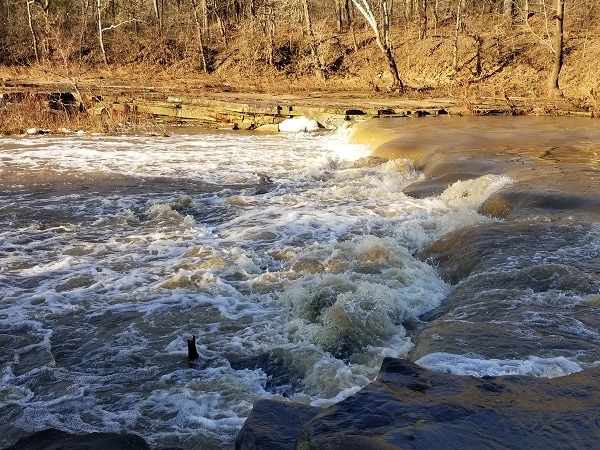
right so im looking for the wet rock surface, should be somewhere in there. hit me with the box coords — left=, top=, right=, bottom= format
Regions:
left=411, top=221, right=600, bottom=363
left=236, top=358, right=600, bottom=450
left=235, top=399, right=320, bottom=450
left=1, top=428, right=182, bottom=450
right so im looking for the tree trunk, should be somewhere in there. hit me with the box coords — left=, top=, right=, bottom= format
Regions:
left=418, top=0, right=427, bottom=40
left=433, top=0, right=439, bottom=34
left=404, top=0, right=413, bottom=19
left=351, top=0, right=403, bottom=91
left=548, top=0, right=564, bottom=98
left=381, top=0, right=403, bottom=90
left=335, top=0, right=352, bottom=33
left=335, top=0, right=343, bottom=32
left=503, top=0, right=514, bottom=21
left=152, top=0, right=162, bottom=33
left=301, top=0, right=326, bottom=82
left=79, top=0, right=91, bottom=59
left=344, top=0, right=352, bottom=27
left=191, top=0, right=208, bottom=72
left=97, top=0, right=109, bottom=67
left=25, top=0, right=40, bottom=64
left=452, top=0, right=461, bottom=70
left=214, top=9, right=228, bottom=46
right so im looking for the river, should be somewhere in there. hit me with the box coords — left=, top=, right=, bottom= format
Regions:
left=1, top=116, right=599, bottom=449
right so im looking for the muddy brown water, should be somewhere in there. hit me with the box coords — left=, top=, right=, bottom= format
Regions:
left=351, top=115, right=600, bottom=372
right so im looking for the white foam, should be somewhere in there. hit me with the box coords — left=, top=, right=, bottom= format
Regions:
left=278, top=117, right=320, bottom=132
left=416, top=352, right=583, bottom=378
left=439, top=174, right=514, bottom=209
left=19, top=256, right=79, bottom=276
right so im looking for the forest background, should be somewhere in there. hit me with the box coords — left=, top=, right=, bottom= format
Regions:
left=1, top=0, right=599, bottom=114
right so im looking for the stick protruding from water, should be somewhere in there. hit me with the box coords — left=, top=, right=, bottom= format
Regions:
left=187, top=335, right=200, bottom=361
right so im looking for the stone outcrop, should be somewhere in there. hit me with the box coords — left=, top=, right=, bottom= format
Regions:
left=236, top=358, right=600, bottom=450
left=3, top=79, right=592, bottom=133
left=2, top=428, right=182, bottom=450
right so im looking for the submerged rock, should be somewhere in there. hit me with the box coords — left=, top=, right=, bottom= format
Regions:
left=412, top=221, right=600, bottom=363
left=236, top=358, right=600, bottom=449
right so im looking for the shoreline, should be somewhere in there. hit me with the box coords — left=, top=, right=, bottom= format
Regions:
left=1, top=79, right=596, bottom=135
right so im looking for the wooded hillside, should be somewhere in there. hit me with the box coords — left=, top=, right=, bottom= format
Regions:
left=1, top=0, right=599, bottom=105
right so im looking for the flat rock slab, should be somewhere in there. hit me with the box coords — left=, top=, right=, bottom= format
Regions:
left=237, top=358, right=600, bottom=450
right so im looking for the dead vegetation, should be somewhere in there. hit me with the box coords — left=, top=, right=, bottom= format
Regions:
left=1, top=0, right=600, bottom=132
left=0, top=90, right=164, bottom=135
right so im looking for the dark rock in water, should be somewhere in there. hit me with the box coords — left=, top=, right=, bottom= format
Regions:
left=235, top=399, right=320, bottom=450
left=236, top=358, right=600, bottom=450
left=1, top=428, right=172, bottom=450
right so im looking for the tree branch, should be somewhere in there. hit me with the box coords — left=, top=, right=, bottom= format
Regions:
left=101, top=18, right=143, bottom=34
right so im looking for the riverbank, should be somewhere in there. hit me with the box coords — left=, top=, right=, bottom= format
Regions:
left=0, top=76, right=595, bottom=136
left=3, top=1, right=600, bottom=135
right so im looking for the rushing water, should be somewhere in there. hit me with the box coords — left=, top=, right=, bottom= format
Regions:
left=1, top=117, right=599, bottom=449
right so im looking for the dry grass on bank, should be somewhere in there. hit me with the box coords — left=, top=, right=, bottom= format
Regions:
left=1, top=14, right=600, bottom=134
left=0, top=90, right=167, bottom=135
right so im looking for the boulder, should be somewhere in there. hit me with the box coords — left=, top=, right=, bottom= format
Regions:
left=235, top=399, right=320, bottom=450
left=2, top=429, right=181, bottom=450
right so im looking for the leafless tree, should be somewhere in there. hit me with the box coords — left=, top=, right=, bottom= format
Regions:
left=300, top=0, right=326, bottom=81
left=418, top=0, right=427, bottom=39
left=351, top=0, right=404, bottom=90
left=152, top=0, right=163, bottom=33
left=503, top=0, right=514, bottom=21
left=452, top=0, right=461, bottom=70
left=191, top=0, right=208, bottom=72
left=96, top=0, right=140, bottom=67
left=334, top=0, right=352, bottom=32
left=549, top=0, right=564, bottom=97
left=25, top=0, right=40, bottom=64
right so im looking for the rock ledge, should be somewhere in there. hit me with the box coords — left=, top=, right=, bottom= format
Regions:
left=236, top=357, right=600, bottom=449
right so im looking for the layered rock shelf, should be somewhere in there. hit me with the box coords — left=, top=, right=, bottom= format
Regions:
left=1, top=79, right=592, bottom=132
left=236, top=358, right=600, bottom=450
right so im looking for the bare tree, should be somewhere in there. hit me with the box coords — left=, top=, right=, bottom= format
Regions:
left=548, top=0, right=564, bottom=98
left=300, top=0, right=326, bottom=81
left=25, top=0, right=40, bottom=64
left=452, top=0, right=461, bottom=70
left=418, top=0, right=427, bottom=39
left=503, top=0, right=514, bottom=21
left=191, top=0, right=208, bottom=72
left=524, top=0, right=566, bottom=98
left=96, top=0, right=109, bottom=66
left=96, top=0, right=140, bottom=67
left=334, top=0, right=352, bottom=32
left=351, top=0, right=403, bottom=91
left=258, top=2, right=276, bottom=66
left=152, top=0, right=162, bottom=33
left=24, top=0, right=51, bottom=64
